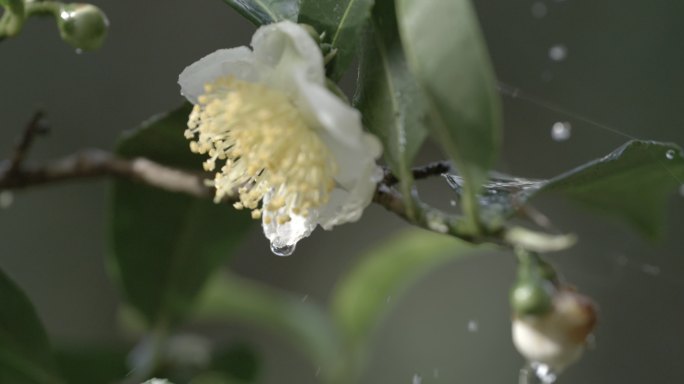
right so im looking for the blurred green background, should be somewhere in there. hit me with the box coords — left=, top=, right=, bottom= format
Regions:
left=1, top=0, right=683, bottom=383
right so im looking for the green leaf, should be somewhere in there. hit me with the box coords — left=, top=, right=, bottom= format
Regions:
left=533, top=140, right=684, bottom=239
left=55, top=345, right=128, bottom=384
left=353, top=0, right=427, bottom=219
left=331, top=229, right=475, bottom=351
left=299, top=0, right=375, bottom=81
left=396, top=0, right=502, bottom=228
left=194, top=273, right=339, bottom=375
left=109, top=104, right=254, bottom=326
left=220, top=0, right=300, bottom=25
left=0, top=268, right=62, bottom=384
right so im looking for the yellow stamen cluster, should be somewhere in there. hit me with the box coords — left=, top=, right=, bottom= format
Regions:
left=186, top=76, right=337, bottom=225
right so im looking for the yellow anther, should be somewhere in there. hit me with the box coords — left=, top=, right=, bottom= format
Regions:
left=185, top=76, right=338, bottom=222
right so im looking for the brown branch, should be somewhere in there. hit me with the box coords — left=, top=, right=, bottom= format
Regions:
left=0, top=149, right=213, bottom=199
left=382, top=160, right=451, bottom=186
left=7, top=111, right=48, bottom=175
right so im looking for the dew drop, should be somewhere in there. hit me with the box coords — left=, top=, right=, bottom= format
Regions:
left=467, top=320, right=479, bottom=332
left=0, top=190, right=14, bottom=209
left=548, top=45, right=568, bottom=62
left=551, top=121, right=572, bottom=141
left=665, top=149, right=676, bottom=160
left=270, top=243, right=295, bottom=257
left=531, top=2, right=547, bottom=18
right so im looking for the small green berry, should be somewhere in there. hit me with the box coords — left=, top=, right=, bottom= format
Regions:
left=57, top=3, right=108, bottom=51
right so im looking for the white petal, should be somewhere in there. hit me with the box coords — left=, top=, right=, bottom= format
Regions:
left=252, top=20, right=325, bottom=90
left=261, top=191, right=318, bottom=248
left=178, top=47, right=255, bottom=103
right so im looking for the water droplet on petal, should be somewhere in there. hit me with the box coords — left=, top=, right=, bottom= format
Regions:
left=665, top=149, right=676, bottom=160
left=270, top=243, right=295, bottom=257
left=531, top=2, right=547, bottom=18
left=551, top=121, right=572, bottom=141
left=412, top=374, right=422, bottom=384
left=467, top=320, right=479, bottom=332
left=548, top=45, right=568, bottom=62
left=0, top=190, right=14, bottom=209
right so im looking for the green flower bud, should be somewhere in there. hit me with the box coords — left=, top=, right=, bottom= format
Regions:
left=511, top=280, right=554, bottom=316
left=57, top=3, right=108, bottom=51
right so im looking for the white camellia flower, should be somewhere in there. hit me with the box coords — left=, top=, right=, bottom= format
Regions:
left=178, top=21, right=382, bottom=254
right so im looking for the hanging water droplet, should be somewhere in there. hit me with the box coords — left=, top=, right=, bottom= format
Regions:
left=665, top=149, right=676, bottom=160
left=531, top=2, right=547, bottom=18
left=519, top=363, right=558, bottom=384
left=412, top=374, right=423, bottom=384
left=0, top=190, right=14, bottom=209
left=551, top=121, right=572, bottom=141
left=548, top=45, right=568, bottom=62
left=270, top=243, right=295, bottom=257
left=467, top=320, right=479, bottom=332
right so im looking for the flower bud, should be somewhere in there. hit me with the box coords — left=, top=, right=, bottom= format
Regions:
left=57, top=3, right=108, bottom=51
left=511, top=279, right=554, bottom=316
left=512, top=289, right=597, bottom=374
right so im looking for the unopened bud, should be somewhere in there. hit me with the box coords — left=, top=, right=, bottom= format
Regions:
left=513, top=289, right=597, bottom=374
left=57, top=3, right=108, bottom=51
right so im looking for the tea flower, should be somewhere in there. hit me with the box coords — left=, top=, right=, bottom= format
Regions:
left=178, top=21, right=382, bottom=251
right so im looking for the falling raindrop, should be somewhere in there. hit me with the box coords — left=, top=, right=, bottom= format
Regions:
left=467, top=320, right=479, bottom=332
left=641, top=264, right=661, bottom=276
left=0, top=191, right=14, bottom=209
left=412, top=374, right=422, bottom=384
left=551, top=121, right=572, bottom=141
left=548, top=45, right=568, bottom=62
left=301, top=294, right=309, bottom=302
left=665, top=149, right=676, bottom=160
left=270, top=243, right=295, bottom=257
left=531, top=2, right=547, bottom=18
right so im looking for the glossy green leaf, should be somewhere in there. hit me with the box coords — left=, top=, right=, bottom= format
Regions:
left=331, top=230, right=475, bottom=350
left=109, top=104, right=254, bottom=326
left=299, top=0, right=375, bottom=80
left=220, top=0, right=300, bottom=25
left=396, top=0, right=502, bottom=227
left=194, top=273, right=339, bottom=375
left=353, top=0, right=427, bottom=219
left=0, top=268, right=61, bottom=384
left=534, top=140, right=684, bottom=239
